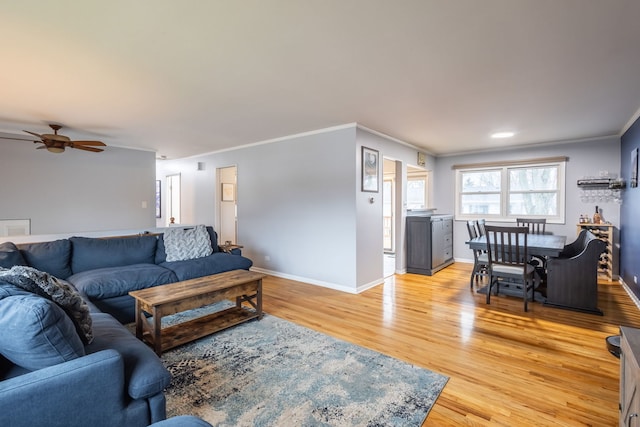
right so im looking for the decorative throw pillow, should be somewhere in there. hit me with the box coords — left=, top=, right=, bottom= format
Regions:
left=0, top=293, right=85, bottom=370
left=0, top=266, right=93, bottom=344
left=163, top=225, right=213, bottom=262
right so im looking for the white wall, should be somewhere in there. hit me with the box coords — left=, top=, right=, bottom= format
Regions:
left=433, top=136, right=621, bottom=264
left=0, top=140, right=156, bottom=235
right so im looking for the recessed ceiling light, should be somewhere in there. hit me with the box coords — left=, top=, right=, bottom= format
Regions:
left=491, top=131, right=515, bottom=139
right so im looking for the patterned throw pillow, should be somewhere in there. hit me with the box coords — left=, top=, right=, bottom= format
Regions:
left=164, top=225, right=213, bottom=262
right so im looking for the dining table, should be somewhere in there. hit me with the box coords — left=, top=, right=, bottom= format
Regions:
left=466, top=233, right=567, bottom=303
left=466, top=233, right=567, bottom=258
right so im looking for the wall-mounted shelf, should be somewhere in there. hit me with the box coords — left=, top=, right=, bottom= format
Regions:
left=578, top=178, right=625, bottom=204
left=577, top=178, right=626, bottom=189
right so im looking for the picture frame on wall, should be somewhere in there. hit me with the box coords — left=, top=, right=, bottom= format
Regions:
left=222, top=183, right=235, bottom=201
left=155, top=180, right=161, bottom=218
left=361, top=146, right=379, bottom=193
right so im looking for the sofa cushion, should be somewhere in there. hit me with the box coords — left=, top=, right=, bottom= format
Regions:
left=0, top=242, right=27, bottom=269
left=68, top=264, right=178, bottom=300
left=0, top=282, right=31, bottom=299
left=206, top=227, right=219, bottom=253
left=85, top=313, right=171, bottom=399
left=0, top=291, right=85, bottom=371
left=161, top=252, right=253, bottom=281
left=70, top=235, right=158, bottom=274
left=0, top=266, right=93, bottom=344
left=19, top=239, right=72, bottom=279
left=155, top=226, right=219, bottom=264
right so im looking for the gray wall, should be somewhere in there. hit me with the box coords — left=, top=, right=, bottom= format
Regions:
left=355, top=128, right=436, bottom=286
left=433, top=136, right=621, bottom=269
left=157, top=126, right=360, bottom=292
left=156, top=124, right=433, bottom=292
left=0, top=140, right=156, bottom=235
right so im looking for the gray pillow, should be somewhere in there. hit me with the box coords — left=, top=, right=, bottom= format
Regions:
left=164, top=225, right=213, bottom=262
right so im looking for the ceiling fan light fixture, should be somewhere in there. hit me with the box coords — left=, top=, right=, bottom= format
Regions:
left=491, top=131, right=515, bottom=139
left=46, top=146, right=65, bottom=153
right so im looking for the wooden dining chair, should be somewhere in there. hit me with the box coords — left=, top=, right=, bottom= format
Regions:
left=517, top=217, right=549, bottom=270
left=484, top=225, right=536, bottom=311
left=476, top=219, right=486, bottom=237
left=466, top=220, right=488, bottom=289
left=516, top=218, right=546, bottom=234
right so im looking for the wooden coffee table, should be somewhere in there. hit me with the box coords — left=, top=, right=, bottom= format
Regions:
left=129, top=269, right=265, bottom=355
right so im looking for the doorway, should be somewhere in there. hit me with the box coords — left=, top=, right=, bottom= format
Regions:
left=217, top=166, right=237, bottom=245
left=166, top=173, right=181, bottom=225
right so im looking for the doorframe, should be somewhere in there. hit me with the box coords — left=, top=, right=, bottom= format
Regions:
left=216, top=165, right=238, bottom=245
left=166, top=173, right=181, bottom=225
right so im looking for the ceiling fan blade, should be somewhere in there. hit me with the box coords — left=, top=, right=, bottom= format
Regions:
left=23, top=130, right=44, bottom=139
left=71, top=140, right=106, bottom=146
left=72, top=145, right=104, bottom=153
left=0, top=135, right=36, bottom=142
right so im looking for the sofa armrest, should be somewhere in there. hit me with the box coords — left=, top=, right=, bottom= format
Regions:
left=0, top=349, right=139, bottom=427
left=87, top=313, right=172, bottom=399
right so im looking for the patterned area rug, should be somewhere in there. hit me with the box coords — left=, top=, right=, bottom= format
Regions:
left=158, top=305, right=448, bottom=426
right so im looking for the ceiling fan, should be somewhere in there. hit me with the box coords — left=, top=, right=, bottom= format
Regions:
left=0, top=124, right=106, bottom=153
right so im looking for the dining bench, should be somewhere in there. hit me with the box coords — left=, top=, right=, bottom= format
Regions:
left=544, top=230, right=606, bottom=315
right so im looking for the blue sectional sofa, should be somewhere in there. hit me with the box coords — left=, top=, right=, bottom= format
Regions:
left=15, top=226, right=252, bottom=324
left=0, top=225, right=252, bottom=427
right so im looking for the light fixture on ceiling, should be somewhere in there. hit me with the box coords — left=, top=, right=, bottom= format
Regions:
left=491, top=131, right=515, bottom=139
left=46, top=146, right=65, bottom=154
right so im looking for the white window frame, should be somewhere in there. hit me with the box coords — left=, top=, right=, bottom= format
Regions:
left=406, top=170, right=429, bottom=210
left=455, top=159, right=566, bottom=224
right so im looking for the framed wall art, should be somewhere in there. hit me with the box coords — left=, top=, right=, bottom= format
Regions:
left=222, top=183, right=235, bottom=201
left=361, top=146, right=379, bottom=193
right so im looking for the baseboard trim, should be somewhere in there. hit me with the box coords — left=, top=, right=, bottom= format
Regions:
left=250, top=267, right=362, bottom=294
left=621, top=278, right=640, bottom=310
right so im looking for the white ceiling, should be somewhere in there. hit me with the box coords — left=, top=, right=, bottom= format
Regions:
left=1, top=1, right=640, bottom=159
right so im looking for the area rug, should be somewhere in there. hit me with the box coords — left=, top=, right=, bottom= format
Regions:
left=157, top=305, right=448, bottom=426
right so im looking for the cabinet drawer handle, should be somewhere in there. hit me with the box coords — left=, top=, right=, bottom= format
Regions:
left=629, top=413, right=638, bottom=427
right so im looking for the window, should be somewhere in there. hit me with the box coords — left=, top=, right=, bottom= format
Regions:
left=407, top=171, right=428, bottom=210
left=455, top=158, right=566, bottom=223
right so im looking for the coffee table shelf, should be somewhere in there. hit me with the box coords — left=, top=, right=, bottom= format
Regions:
left=148, top=306, right=259, bottom=353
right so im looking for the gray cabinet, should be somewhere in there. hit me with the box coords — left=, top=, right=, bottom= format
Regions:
left=621, top=326, right=640, bottom=427
left=406, top=214, right=454, bottom=275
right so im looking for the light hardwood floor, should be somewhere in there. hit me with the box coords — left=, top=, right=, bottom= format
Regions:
left=261, top=262, right=640, bottom=426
